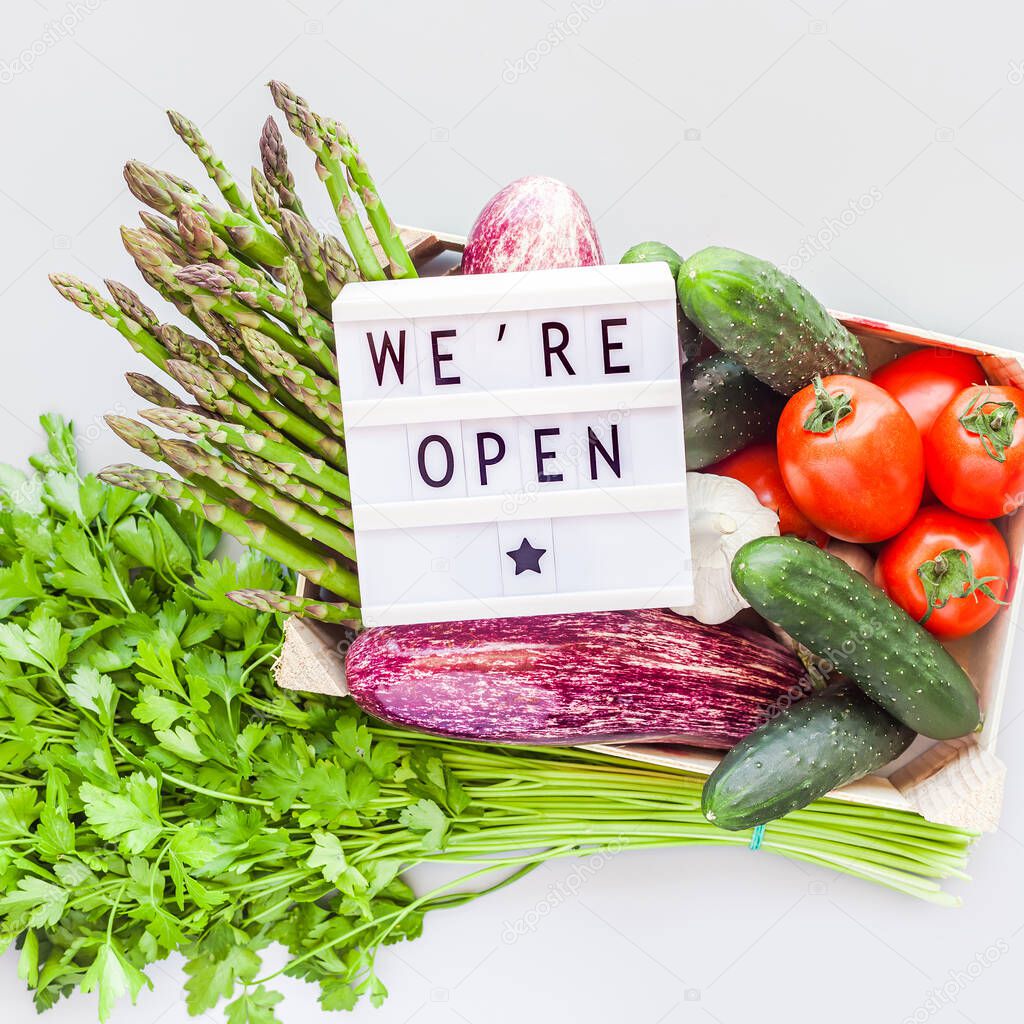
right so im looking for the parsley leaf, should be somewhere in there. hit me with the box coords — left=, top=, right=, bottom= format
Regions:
left=225, top=985, right=284, bottom=1024
left=0, top=615, right=68, bottom=673
left=0, top=786, right=41, bottom=837
left=398, top=799, right=450, bottom=851
left=81, top=942, right=151, bottom=1022
left=66, top=666, right=118, bottom=728
left=0, top=877, right=68, bottom=928
left=184, top=944, right=261, bottom=1016
left=298, top=761, right=378, bottom=828
left=80, top=774, right=163, bottom=854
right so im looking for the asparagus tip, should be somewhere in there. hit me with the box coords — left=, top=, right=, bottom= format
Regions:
left=49, top=273, right=103, bottom=316
left=99, top=463, right=165, bottom=493
left=167, top=109, right=192, bottom=131
left=105, top=279, right=159, bottom=330
left=105, top=414, right=163, bottom=458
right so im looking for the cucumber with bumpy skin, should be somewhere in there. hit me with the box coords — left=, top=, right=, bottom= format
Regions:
left=702, top=682, right=915, bottom=830
left=683, top=354, right=783, bottom=469
left=678, top=247, right=867, bottom=394
left=731, top=536, right=982, bottom=739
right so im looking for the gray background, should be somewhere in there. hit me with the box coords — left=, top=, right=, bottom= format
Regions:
left=2, top=0, right=1023, bottom=1021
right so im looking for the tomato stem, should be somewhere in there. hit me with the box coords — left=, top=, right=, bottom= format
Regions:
left=958, top=391, right=1019, bottom=463
left=803, top=375, right=853, bottom=436
left=916, top=546, right=1008, bottom=625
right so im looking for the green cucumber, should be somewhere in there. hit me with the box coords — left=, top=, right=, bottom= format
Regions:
left=677, top=246, right=867, bottom=394
left=732, top=536, right=982, bottom=739
left=702, top=682, right=915, bottom=830
left=620, top=240, right=684, bottom=278
left=683, top=353, right=783, bottom=469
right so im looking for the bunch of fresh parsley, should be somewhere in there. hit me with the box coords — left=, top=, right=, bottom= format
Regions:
left=0, top=416, right=444, bottom=1019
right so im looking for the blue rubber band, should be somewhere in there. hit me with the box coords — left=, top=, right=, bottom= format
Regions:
left=749, top=825, right=766, bottom=851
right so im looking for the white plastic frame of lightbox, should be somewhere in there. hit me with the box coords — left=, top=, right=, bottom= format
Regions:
left=332, top=262, right=694, bottom=627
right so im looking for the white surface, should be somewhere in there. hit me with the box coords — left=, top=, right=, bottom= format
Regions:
left=337, top=264, right=691, bottom=625
left=3, top=1, right=1024, bottom=1022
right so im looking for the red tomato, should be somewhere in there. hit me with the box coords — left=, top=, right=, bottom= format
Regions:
left=925, top=385, right=1024, bottom=519
left=777, top=375, right=924, bottom=543
left=876, top=506, right=1010, bottom=638
left=710, top=443, right=829, bottom=546
left=872, top=348, right=986, bottom=436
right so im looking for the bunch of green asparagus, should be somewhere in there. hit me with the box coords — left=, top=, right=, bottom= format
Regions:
left=51, top=81, right=410, bottom=626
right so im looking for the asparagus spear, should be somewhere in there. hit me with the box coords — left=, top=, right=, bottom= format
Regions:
left=139, top=406, right=350, bottom=495
left=137, top=220, right=189, bottom=266
left=52, top=271, right=321, bottom=453
left=136, top=264, right=198, bottom=322
left=105, top=414, right=164, bottom=459
left=106, top=415, right=246, bottom=504
left=191, top=308, right=255, bottom=369
left=55, top=265, right=341, bottom=467
left=155, top=323, right=254, bottom=382
left=100, top=464, right=359, bottom=602
left=167, top=110, right=261, bottom=222
left=271, top=78, right=415, bottom=279
left=54, top=273, right=285, bottom=443
left=279, top=257, right=337, bottom=375
left=125, top=372, right=180, bottom=409
left=123, top=225, right=322, bottom=372
left=111, top=236, right=220, bottom=337
left=320, top=233, right=358, bottom=294
left=269, top=79, right=415, bottom=280
left=124, top=161, right=287, bottom=265
left=163, top=169, right=199, bottom=193
left=227, top=588, right=359, bottom=623
left=105, top=280, right=159, bottom=333
left=176, top=261, right=289, bottom=320
left=50, top=273, right=168, bottom=368
left=176, top=261, right=335, bottom=350
left=165, top=359, right=344, bottom=465
left=176, top=205, right=278, bottom=288
left=251, top=167, right=283, bottom=232
left=279, top=210, right=355, bottom=300
left=157, top=319, right=335, bottom=435
left=159, top=439, right=356, bottom=558
left=239, top=327, right=344, bottom=433
left=164, top=359, right=278, bottom=437
left=126, top=159, right=334, bottom=316
left=278, top=210, right=329, bottom=292
left=260, top=116, right=306, bottom=217
left=228, top=447, right=351, bottom=525
left=279, top=256, right=315, bottom=341
left=191, top=307, right=303, bottom=405
left=138, top=210, right=186, bottom=253
left=327, top=123, right=417, bottom=281
left=124, top=372, right=207, bottom=416
left=176, top=204, right=231, bottom=263
left=269, top=80, right=388, bottom=282
left=124, top=162, right=190, bottom=216
left=104, top=417, right=284, bottom=531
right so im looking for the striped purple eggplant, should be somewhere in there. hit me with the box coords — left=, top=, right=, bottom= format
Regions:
left=344, top=609, right=807, bottom=748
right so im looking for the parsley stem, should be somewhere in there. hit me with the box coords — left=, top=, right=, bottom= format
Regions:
left=257, top=849, right=568, bottom=985
left=157, top=772, right=276, bottom=808
left=106, top=881, right=127, bottom=941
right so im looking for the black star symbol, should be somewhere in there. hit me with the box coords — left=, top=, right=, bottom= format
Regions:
left=506, top=537, right=546, bottom=575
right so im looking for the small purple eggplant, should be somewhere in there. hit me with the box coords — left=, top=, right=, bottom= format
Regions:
left=345, top=609, right=807, bottom=748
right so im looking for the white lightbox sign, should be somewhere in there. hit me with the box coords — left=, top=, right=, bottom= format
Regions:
left=334, top=262, right=693, bottom=626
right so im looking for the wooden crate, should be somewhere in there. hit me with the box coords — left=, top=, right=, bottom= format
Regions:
left=274, top=227, right=1024, bottom=833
